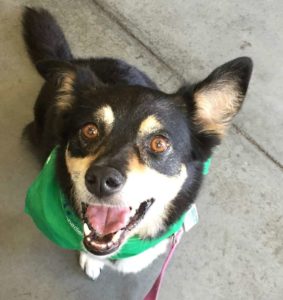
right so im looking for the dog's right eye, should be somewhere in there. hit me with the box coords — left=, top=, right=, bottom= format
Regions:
left=81, top=123, right=99, bottom=141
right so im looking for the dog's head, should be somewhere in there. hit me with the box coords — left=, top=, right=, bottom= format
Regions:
left=39, top=57, right=252, bottom=256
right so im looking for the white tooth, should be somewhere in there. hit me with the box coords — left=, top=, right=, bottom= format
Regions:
left=91, top=241, right=107, bottom=250
left=89, top=239, right=109, bottom=250
left=107, top=241, right=113, bottom=248
left=84, top=223, right=91, bottom=235
left=99, top=244, right=107, bottom=250
left=112, top=230, right=122, bottom=243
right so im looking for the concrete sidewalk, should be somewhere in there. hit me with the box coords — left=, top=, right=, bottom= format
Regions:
left=0, top=0, right=282, bottom=299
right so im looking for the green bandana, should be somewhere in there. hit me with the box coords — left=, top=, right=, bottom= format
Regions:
left=25, top=149, right=210, bottom=259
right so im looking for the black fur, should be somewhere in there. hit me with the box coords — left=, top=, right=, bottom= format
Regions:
left=22, top=7, right=73, bottom=64
left=22, top=7, right=253, bottom=237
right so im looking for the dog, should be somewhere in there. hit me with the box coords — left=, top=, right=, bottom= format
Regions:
left=22, top=7, right=253, bottom=280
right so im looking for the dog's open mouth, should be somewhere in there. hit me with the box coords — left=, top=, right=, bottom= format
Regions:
left=82, top=199, right=154, bottom=256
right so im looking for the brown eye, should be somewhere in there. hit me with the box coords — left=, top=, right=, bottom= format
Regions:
left=81, top=123, right=99, bottom=140
left=150, top=136, right=170, bottom=153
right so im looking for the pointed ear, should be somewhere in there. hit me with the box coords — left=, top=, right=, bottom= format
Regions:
left=193, top=57, right=253, bottom=137
left=180, top=57, right=253, bottom=159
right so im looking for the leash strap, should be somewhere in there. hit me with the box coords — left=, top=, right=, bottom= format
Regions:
left=144, top=227, right=184, bottom=300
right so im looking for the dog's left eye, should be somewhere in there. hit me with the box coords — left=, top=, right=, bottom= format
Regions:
left=150, top=135, right=170, bottom=153
left=81, top=123, right=99, bottom=140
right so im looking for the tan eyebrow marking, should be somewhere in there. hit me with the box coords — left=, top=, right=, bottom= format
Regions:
left=138, top=115, right=163, bottom=136
left=95, top=105, right=115, bottom=134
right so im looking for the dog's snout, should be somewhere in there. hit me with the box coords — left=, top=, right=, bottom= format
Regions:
left=85, top=166, right=125, bottom=197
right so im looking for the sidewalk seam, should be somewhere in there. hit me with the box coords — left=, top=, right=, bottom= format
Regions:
left=92, top=0, right=184, bottom=82
left=232, top=124, right=283, bottom=171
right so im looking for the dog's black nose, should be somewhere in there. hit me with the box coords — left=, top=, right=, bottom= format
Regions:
left=85, top=166, right=125, bottom=197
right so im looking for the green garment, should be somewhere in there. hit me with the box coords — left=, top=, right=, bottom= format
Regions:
left=25, top=148, right=210, bottom=259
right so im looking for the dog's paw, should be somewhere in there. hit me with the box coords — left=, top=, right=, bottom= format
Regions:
left=79, top=251, right=104, bottom=280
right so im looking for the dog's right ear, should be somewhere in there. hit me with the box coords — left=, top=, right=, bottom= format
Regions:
left=36, top=60, right=77, bottom=112
left=36, top=60, right=97, bottom=111
left=36, top=60, right=99, bottom=142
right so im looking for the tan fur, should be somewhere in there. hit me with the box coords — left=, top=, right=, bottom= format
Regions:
left=56, top=72, right=76, bottom=110
left=194, top=82, right=243, bottom=137
left=138, top=115, right=163, bottom=136
left=65, top=151, right=93, bottom=178
left=127, top=154, right=146, bottom=173
left=65, top=148, right=104, bottom=212
left=95, top=105, right=115, bottom=134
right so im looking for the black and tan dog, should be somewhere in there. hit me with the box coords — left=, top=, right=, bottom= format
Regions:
left=22, top=7, right=252, bottom=278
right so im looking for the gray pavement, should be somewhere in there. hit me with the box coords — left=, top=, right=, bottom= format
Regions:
left=0, top=0, right=282, bottom=299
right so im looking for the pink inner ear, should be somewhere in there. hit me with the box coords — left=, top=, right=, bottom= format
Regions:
left=86, top=205, right=131, bottom=235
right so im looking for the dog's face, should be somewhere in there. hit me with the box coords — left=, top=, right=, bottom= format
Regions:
left=42, top=57, right=252, bottom=256
left=63, top=87, right=191, bottom=255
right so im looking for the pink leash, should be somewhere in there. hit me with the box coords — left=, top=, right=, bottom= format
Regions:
left=144, top=227, right=184, bottom=300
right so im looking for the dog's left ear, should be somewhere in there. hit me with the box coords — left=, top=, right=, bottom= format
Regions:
left=36, top=60, right=100, bottom=142
left=179, top=57, right=253, bottom=160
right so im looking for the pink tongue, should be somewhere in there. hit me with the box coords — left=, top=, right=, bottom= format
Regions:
left=86, top=205, right=131, bottom=236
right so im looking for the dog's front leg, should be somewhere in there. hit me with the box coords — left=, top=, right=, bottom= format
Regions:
left=79, top=251, right=105, bottom=280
